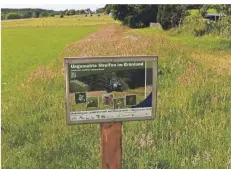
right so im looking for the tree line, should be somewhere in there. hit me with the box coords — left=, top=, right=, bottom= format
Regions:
left=2, top=5, right=230, bottom=31
left=1, top=8, right=96, bottom=20
left=108, top=4, right=231, bottom=30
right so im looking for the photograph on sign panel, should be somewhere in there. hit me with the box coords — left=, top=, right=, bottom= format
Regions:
left=102, top=93, right=114, bottom=106
left=113, top=97, right=125, bottom=109
left=87, top=96, right=99, bottom=109
left=125, top=94, right=137, bottom=107
left=68, top=61, right=153, bottom=121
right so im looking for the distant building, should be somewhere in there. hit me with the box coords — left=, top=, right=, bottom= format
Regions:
left=204, top=13, right=226, bottom=21
left=150, top=22, right=161, bottom=28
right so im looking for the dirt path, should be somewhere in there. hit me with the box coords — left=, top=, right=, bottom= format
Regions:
left=61, top=24, right=157, bottom=57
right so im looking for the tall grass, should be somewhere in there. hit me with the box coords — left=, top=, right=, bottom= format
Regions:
left=2, top=21, right=103, bottom=169
left=2, top=18, right=231, bottom=169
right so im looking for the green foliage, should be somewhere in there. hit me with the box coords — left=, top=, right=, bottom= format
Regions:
left=177, top=14, right=231, bottom=38
left=5, top=12, right=21, bottom=20
left=105, top=4, right=113, bottom=14
left=157, top=5, right=189, bottom=30
left=32, top=11, right=40, bottom=18
left=209, top=5, right=231, bottom=15
left=60, top=14, right=64, bottom=18
left=208, top=16, right=231, bottom=38
left=96, top=7, right=105, bottom=14
left=111, top=5, right=158, bottom=28
left=179, top=5, right=231, bottom=38
left=49, top=13, right=55, bottom=17
left=20, top=11, right=33, bottom=19
left=1, top=8, right=89, bottom=20
left=187, top=5, right=203, bottom=10
left=1, top=14, right=6, bottom=20
left=75, top=10, right=80, bottom=15
left=199, top=5, right=210, bottom=17
left=178, top=15, right=207, bottom=36
left=222, top=5, right=231, bottom=15
left=79, top=9, right=85, bottom=14
left=69, top=9, right=76, bottom=15
left=39, top=12, right=49, bottom=18
left=65, top=10, right=70, bottom=16
left=198, top=5, right=231, bottom=17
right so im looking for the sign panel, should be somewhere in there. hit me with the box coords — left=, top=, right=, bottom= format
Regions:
left=64, top=56, right=158, bottom=124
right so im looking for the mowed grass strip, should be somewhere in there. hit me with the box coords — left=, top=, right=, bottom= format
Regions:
left=2, top=25, right=102, bottom=97
left=1, top=15, right=118, bottom=28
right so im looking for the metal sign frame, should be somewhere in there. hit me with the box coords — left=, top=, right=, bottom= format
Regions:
left=64, top=55, right=158, bottom=124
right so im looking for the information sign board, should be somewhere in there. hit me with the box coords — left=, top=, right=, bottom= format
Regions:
left=64, top=56, right=158, bottom=124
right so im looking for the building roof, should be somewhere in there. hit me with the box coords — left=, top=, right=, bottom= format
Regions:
left=205, top=13, right=226, bottom=17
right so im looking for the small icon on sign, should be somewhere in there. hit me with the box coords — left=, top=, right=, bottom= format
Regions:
left=87, top=97, right=99, bottom=108
left=113, top=97, right=125, bottom=109
left=71, top=72, right=77, bottom=78
left=75, top=92, right=87, bottom=104
left=126, top=94, right=137, bottom=106
left=102, top=93, right=114, bottom=105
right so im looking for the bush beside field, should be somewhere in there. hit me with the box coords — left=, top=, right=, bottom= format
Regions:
left=176, top=15, right=231, bottom=38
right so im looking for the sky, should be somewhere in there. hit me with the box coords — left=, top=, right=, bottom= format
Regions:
left=1, top=4, right=106, bottom=11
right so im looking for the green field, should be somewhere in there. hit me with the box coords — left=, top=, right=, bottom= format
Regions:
left=2, top=26, right=102, bottom=96
left=1, top=15, right=117, bottom=28
left=2, top=15, right=231, bottom=169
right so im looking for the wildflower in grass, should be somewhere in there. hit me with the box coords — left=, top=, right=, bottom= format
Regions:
left=141, top=124, right=146, bottom=130
left=135, top=135, right=139, bottom=142
left=203, top=150, right=211, bottom=162
left=175, top=130, right=180, bottom=140
left=139, top=138, right=146, bottom=147
left=192, top=153, right=200, bottom=166
left=228, top=158, right=231, bottom=169
left=147, top=133, right=155, bottom=146
left=151, top=145, right=156, bottom=152
left=180, top=158, right=185, bottom=167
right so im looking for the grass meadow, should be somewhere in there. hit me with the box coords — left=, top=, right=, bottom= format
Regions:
left=1, top=15, right=116, bottom=28
left=1, top=15, right=231, bottom=169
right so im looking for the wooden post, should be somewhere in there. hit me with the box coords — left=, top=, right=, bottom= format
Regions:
left=100, top=122, right=122, bottom=169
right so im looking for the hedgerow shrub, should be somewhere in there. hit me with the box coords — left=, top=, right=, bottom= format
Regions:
left=1, top=14, right=6, bottom=20
left=5, top=12, right=21, bottom=20
left=111, top=5, right=158, bottom=28
left=157, top=5, right=189, bottom=30
left=216, top=16, right=231, bottom=38
left=176, top=15, right=207, bottom=36
left=177, top=15, right=231, bottom=38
